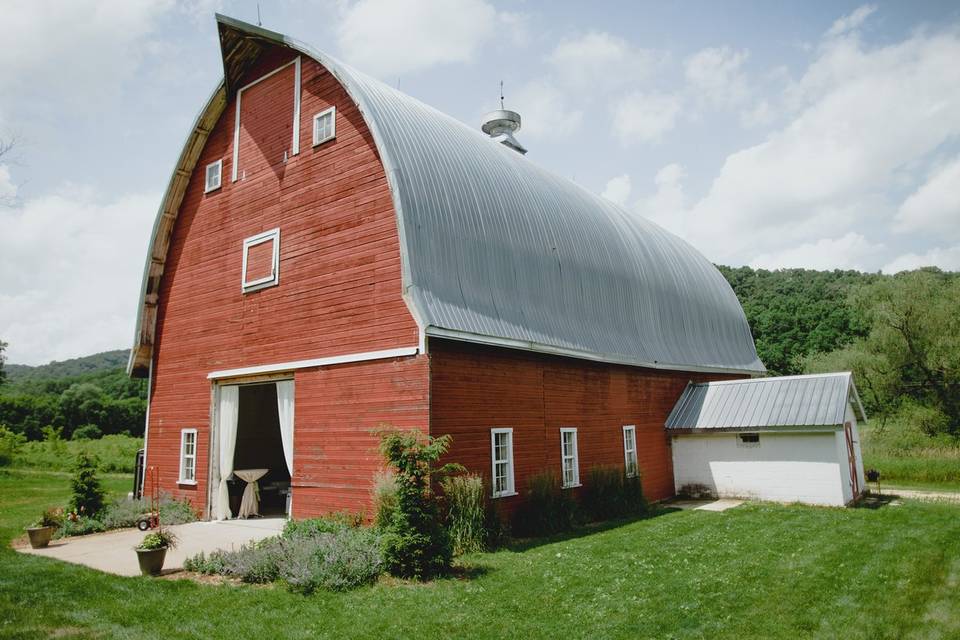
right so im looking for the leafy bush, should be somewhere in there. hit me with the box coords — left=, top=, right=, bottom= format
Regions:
left=0, top=425, right=25, bottom=466
left=69, top=451, right=105, bottom=517
left=99, top=493, right=197, bottom=530
left=377, top=429, right=459, bottom=580
left=282, top=512, right=360, bottom=540
left=582, top=465, right=648, bottom=522
left=71, top=424, right=103, bottom=440
left=441, top=474, right=501, bottom=555
left=183, top=550, right=229, bottom=575
left=511, top=470, right=577, bottom=537
left=372, top=472, right=398, bottom=530
left=57, top=515, right=106, bottom=537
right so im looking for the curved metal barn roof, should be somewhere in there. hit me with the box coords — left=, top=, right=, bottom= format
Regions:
left=127, top=15, right=765, bottom=377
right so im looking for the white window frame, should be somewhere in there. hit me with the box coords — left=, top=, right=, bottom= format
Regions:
left=179, top=428, right=198, bottom=485
left=241, top=228, right=281, bottom=293
left=560, top=427, right=580, bottom=488
left=204, top=159, right=222, bottom=193
left=490, top=428, right=516, bottom=498
left=623, top=425, right=638, bottom=478
left=312, top=106, right=336, bottom=146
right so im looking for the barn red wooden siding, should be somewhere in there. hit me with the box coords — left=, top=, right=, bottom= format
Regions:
left=428, top=338, right=741, bottom=511
left=146, top=45, right=421, bottom=514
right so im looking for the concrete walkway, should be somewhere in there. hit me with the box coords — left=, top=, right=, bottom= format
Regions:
left=886, top=488, right=960, bottom=504
left=17, top=518, right=285, bottom=577
left=669, top=498, right=745, bottom=512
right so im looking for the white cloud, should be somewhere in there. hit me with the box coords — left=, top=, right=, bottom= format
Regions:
left=634, top=163, right=688, bottom=232
left=0, top=165, right=16, bottom=205
left=336, top=0, right=498, bottom=77
left=685, top=46, right=750, bottom=108
left=894, top=156, right=960, bottom=237
left=825, top=4, right=877, bottom=39
left=0, top=181, right=157, bottom=364
left=883, top=245, right=960, bottom=273
left=548, top=31, right=661, bottom=93
left=669, top=25, right=960, bottom=265
left=510, top=80, right=583, bottom=138
left=750, top=233, right=885, bottom=271
left=740, top=99, right=775, bottom=128
left=0, top=0, right=172, bottom=111
left=612, top=92, right=682, bottom=144
left=601, top=174, right=632, bottom=206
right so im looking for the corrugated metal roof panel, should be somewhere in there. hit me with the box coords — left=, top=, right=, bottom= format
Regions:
left=665, top=373, right=866, bottom=430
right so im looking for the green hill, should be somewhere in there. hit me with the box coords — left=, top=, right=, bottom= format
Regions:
left=5, top=349, right=129, bottom=383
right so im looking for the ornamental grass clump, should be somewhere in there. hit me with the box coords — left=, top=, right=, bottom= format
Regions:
left=377, top=429, right=462, bottom=580
left=582, top=465, right=648, bottom=522
left=441, top=473, right=502, bottom=555
left=511, top=470, right=577, bottom=537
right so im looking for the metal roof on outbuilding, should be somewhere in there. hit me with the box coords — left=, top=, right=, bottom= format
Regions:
left=665, top=372, right=867, bottom=431
left=128, top=15, right=765, bottom=377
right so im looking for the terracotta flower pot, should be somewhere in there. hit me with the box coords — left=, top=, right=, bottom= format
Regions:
left=26, top=526, right=55, bottom=549
left=136, top=546, right=168, bottom=576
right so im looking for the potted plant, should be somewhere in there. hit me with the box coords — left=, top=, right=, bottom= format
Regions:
left=135, top=529, right=178, bottom=576
left=26, top=508, right=63, bottom=548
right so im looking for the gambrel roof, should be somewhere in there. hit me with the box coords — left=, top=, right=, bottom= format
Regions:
left=665, top=372, right=867, bottom=431
left=128, top=15, right=765, bottom=377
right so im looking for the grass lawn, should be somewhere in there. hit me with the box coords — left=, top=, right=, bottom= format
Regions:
left=2, top=471, right=960, bottom=638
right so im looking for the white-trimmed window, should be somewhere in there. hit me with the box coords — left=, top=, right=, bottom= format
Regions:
left=623, top=425, right=638, bottom=478
left=491, top=428, right=515, bottom=498
left=560, top=428, right=580, bottom=488
left=312, top=107, right=336, bottom=146
left=205, top=159, right=222, bottom=193
left=737, top=433, right=760, bottom=447
left=242, top=228, right=280, bottom=293
left=179, top=429, right=197, bottom=484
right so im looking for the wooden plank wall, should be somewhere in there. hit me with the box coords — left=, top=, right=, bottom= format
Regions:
left=146, top=44, right=420, bottom=515
left=428, top=338, right=742, bottom=514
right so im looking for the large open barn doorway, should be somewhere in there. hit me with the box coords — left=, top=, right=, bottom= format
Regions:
left=213, top=380, right=294, bottom=520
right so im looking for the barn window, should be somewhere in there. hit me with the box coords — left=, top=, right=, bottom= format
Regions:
left=560, top=428, right=580, bottom=488
left=738, top=433, right=760, bottom=447
left=242, top=228, right=280, bottom=293
left=205, top=159, right=222, bottom=193
left=312, top=107, right=336, bottom=146
left=179, top=429, right=197, bottom=484
left=623, top=425, right=638, bottom=477
left=491, top=428, right=515, bottom=498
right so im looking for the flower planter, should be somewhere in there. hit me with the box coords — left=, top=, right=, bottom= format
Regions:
left=136, top=546, right=168, bottom=576
left=26, top=526, right=56, bottom=549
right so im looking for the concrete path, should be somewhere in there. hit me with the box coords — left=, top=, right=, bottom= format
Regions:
left=16, top=518, right=285, bottom=577
left=669, top=498, right=745, bottom=512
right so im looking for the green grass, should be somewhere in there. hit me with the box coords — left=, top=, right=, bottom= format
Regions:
left=860, top=422, right=960, bottom=491
left=2, top=471, right=960, bottom=638
left=11, top=434, right=143, bottom=473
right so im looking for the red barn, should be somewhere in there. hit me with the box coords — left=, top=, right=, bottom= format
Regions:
left=128, top=15, right=764, bottom=521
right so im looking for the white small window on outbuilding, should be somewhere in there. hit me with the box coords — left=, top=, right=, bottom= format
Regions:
left=312, top=107, right=336, bottom=146
left=242, top=228, right=280, bottom=293
left=560, top=427, right=580, bottom=488
left=623, top=425, right=638, bottom=477
left=179, top=428, right=197, bottom=484
left=737, top=433, right=760, bottom=447
left=491, top=428, right=515, bottom=498
left=205, top=159, right=222, bottom=193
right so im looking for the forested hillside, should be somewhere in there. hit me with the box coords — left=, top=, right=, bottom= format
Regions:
left=5, top=349, right=128, bottom=383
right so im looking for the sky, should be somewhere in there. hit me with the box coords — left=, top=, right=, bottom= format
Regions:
left=1, top=0, right=959, bottom=365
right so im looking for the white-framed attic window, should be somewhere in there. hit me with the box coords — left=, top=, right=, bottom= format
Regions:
left=312, top=107, right=336, bottom=146
left=242, top=228, right=281, bottom=293
left=179, top=428, right=197, bottom=484
left=205, top=159, right=222, bottom=193
left=737, top=433, right=761, bottom=447
left=491, top=428, right=516, bottom=498
left=623, top=425, right=638, bottom=478
left=560, top=427, right=580, bottom=488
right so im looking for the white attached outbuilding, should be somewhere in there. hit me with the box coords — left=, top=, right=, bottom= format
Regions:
left=667, top=373, right=867, bottom=507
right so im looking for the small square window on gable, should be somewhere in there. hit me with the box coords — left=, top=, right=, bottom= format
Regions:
left=205, top=159, right=222, bottom=193
left=312, top=107, right=336, bottom=146
left=737, top=433, right=760, bottom=447
left=242, top=228, right=280, bottom=293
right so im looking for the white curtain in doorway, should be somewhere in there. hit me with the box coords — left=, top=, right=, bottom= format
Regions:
left=276, top=380, right=295, bottom=475
left=216, top=385, right=240, bottom=520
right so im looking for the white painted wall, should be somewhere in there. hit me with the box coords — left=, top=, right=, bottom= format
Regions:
left=672, top=430, right=849, bottom=507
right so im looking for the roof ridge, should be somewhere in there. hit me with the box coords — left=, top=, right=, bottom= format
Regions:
left=690, top=372, right=851, bottom=387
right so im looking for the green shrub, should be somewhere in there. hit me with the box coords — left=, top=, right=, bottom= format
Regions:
left=582, top=465, right=648, bottom=522
left=57, top=515, right=106, bottom=537
left=69, top=451, right=105, bottom=517
left=183, top=550, right=229, bottom=575
left=377, top=429, right=459, bottom=580
left=511, top=470, right=577, bottom=537
left=372, top=472, right=398, bottom=530
left=0, top=426, right=25, bottom=466
left=13, top=434, right=143, bottom=472
left=71, top=424, right=103, bottom=440
left=441, top=474, right=501, bottom=554
left=99, top=493, right=196, bottom=530
left=282, top=512, right=360, bottom=540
